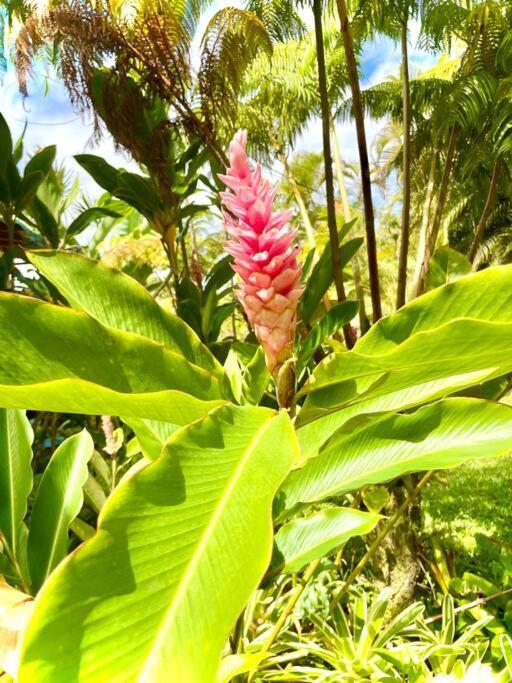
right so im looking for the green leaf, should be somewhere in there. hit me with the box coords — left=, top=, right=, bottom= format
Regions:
left=19, top=406, right=298, bottom=683
left=204, top=255, right=234, bottom=296
left=301, top=231, right=362, bottom=324
left=426, top=246, right=472, bottom=290
left=74, top=154, right=119, bottom=193
left=217, top=654, right=270, bottom=683
left=27, top=430, right=94, bottom=593
left=28, top=250, right=223, bottom=379
left=272, top=507, right=380, bottom=574
left=24, top=146, right=56, bottom=180
left=284, top=399, right=512, bottom=509
left=0, top=113, right=13, bottom=179
left=241, top=346, right=270, bottom=406
left=29, top=197, right=59, bottom=248
left=66, top=207, right=121, bottom=238
left=15, top=171, right=44, bottom=211
left=355, top=266, right=512, bottom=356
left=0, top=292, right=225, bottom=424
left=298, top=300, right=358, bottom=369
left=115, top=171, right=161, bottom=219
left=124, top=418, right=181, bottom=461
left=0, top=410, right=33, bottom=557
left=297, top=267, right=512, bottom=459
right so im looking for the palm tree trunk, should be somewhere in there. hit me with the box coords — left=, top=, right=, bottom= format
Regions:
left=330, top=118, right=368, bottom=333
left=313, top=0, right=354, bottom=349
left=396, top=19, right=411, bottom=310
left=468, top=159, right=501, bottom=263
left=410, top=151, right=437, bottom=299
left=418, top=124, right=459, bottom=293
left=279, top=153, right=316, bottom=249
left=335, top=0, right=382, bottom=322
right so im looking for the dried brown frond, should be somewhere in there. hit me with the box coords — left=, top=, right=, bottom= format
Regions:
left=15, top=1, right=193, bottom=147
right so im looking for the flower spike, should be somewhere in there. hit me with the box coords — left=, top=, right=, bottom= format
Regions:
left=219, top=131, right=304, bottom=378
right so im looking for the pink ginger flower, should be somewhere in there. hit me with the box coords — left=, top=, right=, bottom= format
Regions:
left=219, top=130, right=304, bottom=376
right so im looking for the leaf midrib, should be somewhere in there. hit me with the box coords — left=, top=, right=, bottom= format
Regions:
left=136, top=412, right=278, bottom=680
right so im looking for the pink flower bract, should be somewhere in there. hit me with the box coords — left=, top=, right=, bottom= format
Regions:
left=219, top=130, right=303, bottom=375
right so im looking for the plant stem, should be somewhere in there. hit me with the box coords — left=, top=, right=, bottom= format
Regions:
left=425, top=586, right=512, bottom=624
left=335, top=0, right=382, bottom=322
left=330, top=119, right=368, bottom=333
left=329, top=470, right=434, bottom=613
left=410, top=151, right=437, bottom=299
left=313, top=0, right=354, bottom=349
left=418, top=125, right=459, bottom=292
left=468, top=158, right=501, bottom=263
left=396, top=18, right=411, bottom=310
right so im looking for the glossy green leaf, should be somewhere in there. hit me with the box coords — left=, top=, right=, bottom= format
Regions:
left=28, top=250, right=223, bottom=379
left=0, top=113, right=13, bottom=178
left=298, top=300, right=358, bottom=369
left=66, top=207, right=121, bottom=238
left=0, top=410, right=33, bottom=557
left=272, top=508, right=380, bottom=574
left=426, top=246, right=472, bottom=290
left=217, top=654, right=270, bottom=683
left=356, top=266, right=512, bottom=355
left=297, top=267, right=512, bottom=458
left=124, top=419, right=181, bottom=461
left=29, top=197, right=59, bottom=248
left=0, top=292, right=225, bottom=424
left=24, top=146, right=56, bottom=180
left=15, top=171, right=44, bottom=211
left=27, top=430, right=94, bottom=593
left=301, top=231, right=362, bottom=324
left=74, top=154, right=118, bottom=193
left=19, top=406, right=298, bottom=683
left=284, top=399, right=512, bottom=509
left=241, top=346, right=270, bottom=406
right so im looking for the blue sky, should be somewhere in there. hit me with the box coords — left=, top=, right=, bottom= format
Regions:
left=0, top=4, right=437, bottom=202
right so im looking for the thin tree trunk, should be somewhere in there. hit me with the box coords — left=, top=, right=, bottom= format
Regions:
left=396, top=19, right=411, bottom=310
left=335, top=0, right=382, bottom=322
left=418, top=124, right=459, bottom=293
left=330, top=118, right=368, bottom=333
left=313, top=0, right=354, bottom=349
left=410, top=151, right=437, bottom=299
left=468, top=159, right=501, bottom=263
left=279, top=152, right=316, bottom=249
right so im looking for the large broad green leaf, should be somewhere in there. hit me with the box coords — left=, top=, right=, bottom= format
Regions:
left=297, top=267, right=512, bottom=459
left=19, top=406, right=297, bottom=683
left=0, top=410, right=33, bottom=557
left=272, top=508, right=380, bottom=574
left=284, top=399, right=512, bottom=509
left=27, top=430, right=94, bottom=593
left=0, top=293, right=224, bottom=424
left=356, top=265, right=512, bottom=355
left=28, top=250, right=223, bottom=379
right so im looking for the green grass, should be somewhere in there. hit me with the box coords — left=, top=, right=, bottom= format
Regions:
left=422, top=454, right=512, bottom=579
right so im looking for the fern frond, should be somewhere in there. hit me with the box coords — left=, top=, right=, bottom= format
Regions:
left=245, top=0, right=306, bottom=42
left=198, top=7, right=272, bottom=138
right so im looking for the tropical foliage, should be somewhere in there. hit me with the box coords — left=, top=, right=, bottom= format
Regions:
left=0, top=0, right=511, bottom=682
